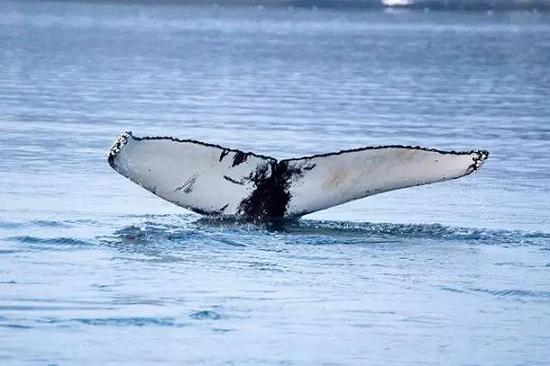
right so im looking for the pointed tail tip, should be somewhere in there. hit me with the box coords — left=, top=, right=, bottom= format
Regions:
left=467, top=149, right=489, bottom=174
left=477, top=149, right=489, bottom=164
left=107, top=131, right=133, bottom=169
left=479, top=149, right=489, bottom=160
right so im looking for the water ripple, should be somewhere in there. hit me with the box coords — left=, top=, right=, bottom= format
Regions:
left=469, top=288, right=550, bottom=299
left=103, top=217, right=550, bottom=248
left=190, top=310, right=223, bottom=320
left=24, top=316, right=183, bottom=328
left=7, top=236, right=92, bottom=247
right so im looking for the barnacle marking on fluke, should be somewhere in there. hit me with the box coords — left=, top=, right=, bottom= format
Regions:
left=466, top=150, right=490, bottom=174
left=107, top=131, right=132, bottom=168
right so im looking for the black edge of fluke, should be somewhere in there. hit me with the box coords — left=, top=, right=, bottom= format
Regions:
left=110, top=132, right=490, bottom=169
left=280, top=144, right=490, bottom=163
left=128, top=133, right=277, bottom=163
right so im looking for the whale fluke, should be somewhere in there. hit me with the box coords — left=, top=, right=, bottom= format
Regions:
left=108, top=132, right=488, bottom=220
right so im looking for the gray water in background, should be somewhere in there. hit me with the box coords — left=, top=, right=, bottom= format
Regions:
left=1, top=1, right=550, bottom=365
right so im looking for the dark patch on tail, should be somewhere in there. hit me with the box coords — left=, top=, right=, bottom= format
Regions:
left=238, top=161, right=301, bottom=220
left=232, top=151, right=248, bottom=167
left=175, top=175, right=197, bottom=194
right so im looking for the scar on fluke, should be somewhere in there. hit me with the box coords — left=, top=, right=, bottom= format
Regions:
left=175, top=175, right=197, bottom=194
left=219, top=150, right=230, bottom=162
left=302, top=162, right=316, bottom=171
left=223, top=175, right=245, bottom=185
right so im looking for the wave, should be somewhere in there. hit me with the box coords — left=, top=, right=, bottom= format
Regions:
left=69, top=317, right=180, bottom=327
left=99, top=216, right=550, bottom=249
left=441, top=286, right=550, bottom=300
left=468, top=287, right=550, bottom=298
left=6, top=236, right=93, bottom=248
left=283, top=220, right=550, bottom=246
left=2, top=311, right=224, bottom=329
left=5, top=215, right=549, bottom=249
left=189, top=310, right=223, bottom=320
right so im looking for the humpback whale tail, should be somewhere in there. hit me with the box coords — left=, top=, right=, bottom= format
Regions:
left=108, top=132, right=488, bottom=220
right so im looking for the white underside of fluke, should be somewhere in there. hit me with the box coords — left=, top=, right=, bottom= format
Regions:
left=108, top=132, right=488, bottom=219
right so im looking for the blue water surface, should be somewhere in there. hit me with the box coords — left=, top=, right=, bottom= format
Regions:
left=1, top=1, right=549, bottom=365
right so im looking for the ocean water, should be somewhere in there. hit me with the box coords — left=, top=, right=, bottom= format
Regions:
left=1, top=1, right=550, bottom=365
